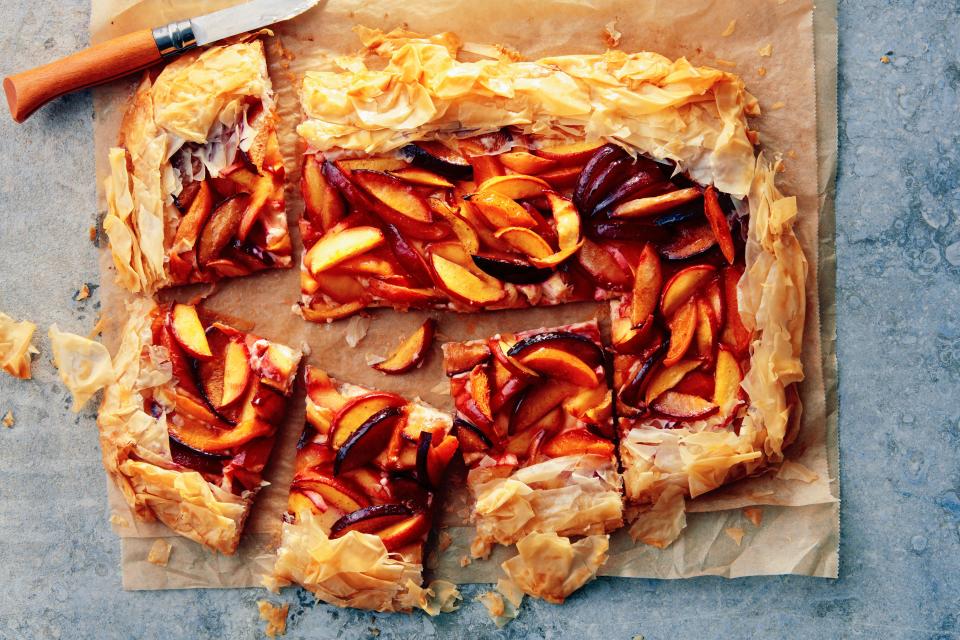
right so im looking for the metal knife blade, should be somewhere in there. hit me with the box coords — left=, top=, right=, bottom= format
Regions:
left=191, top=0, right=320, bottom=47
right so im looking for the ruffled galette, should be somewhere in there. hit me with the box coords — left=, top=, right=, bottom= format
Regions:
left=97, top=300, right=301, bottom=554
left=267, top=367, right=460, bottom=613
left=103, top=37, right=291, bottom=293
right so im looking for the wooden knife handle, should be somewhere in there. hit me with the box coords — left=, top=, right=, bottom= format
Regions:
left=3, top=29, right=162, bottom=123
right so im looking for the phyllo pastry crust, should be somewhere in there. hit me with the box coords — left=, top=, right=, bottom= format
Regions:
left=267, top=367, right=460, bottom=613
left=97, top=300, right=301, bottom=554
left=442, top=321, right=622, bottom=602
left=103, top=37, right=291, bottom=294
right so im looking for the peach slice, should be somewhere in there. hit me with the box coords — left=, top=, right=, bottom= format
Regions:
left=477, top=174, right=551, bottom=200
left=538, top=165, right=583, bottom=189
left=704, top=276, right=725, bottom=328
left=333, top=406, right=404, bottom=475
left=425, top=433, right=459, bottom=487
left=426, top=198, right=480, bottom=254
left=443, top=342, right=492, bottom=376
left=468, top=363, right=494, bottom=421
left=612, top=308, right=655, bottom=353
left=351, top=170, right=432, bottom=223
left=714, top=346, right=744, bottom=414
left=292, top=475, right=370, bottom=514
left=302, top=154, right=345, bottom=232
left=315, top=273, right=366, bottom=304
left=663, top=297, right=697, bottom=366
left=454, top=417, right=494, bottom=454
left=169, top=304, right=212, bottom=359
left=288, top=490, right=322, bottom=517
left=219, top=340, right=250, bottom=407
left=500, top=151, right=557, bottom=174
left=704, top=186, right=736, bottom=264
left=377, top=512, right=431, bottom=551
left=517, top=347, right=599, bottom=388
left=172, top=179, right=213, bottom=254
left=617, top=342, right=667, bottom=409
left=330, top=503, right=412, bottom=537
left=577, top=239, right=632, bottom=290
left=534, top=140, right=605, bottom=164
left=430, top=253, right=505, bottom=306
left=330, top=393, right=406, bottom=450
left=562, top=386, right=612, bottom=424
left=462, top=150, right=506, bottom=185
left=720, top=266, right=751, bottom=354
left=652, top=391, right=718, bottom=419
left=470, top=191, right=538, bottom=229
left=673, top=371, right=716, bottom=399
left=529, top=193, right=583, bottom=267
left=694, top=297, right=718, bottom=363
left=506, top=331, right=604, bottom=368
left=380, top=223, right=434, bottom=287
left=390, top=167, right=454, bottom=188
left=336, top=157, right=409, bottom=174
left=301, top=301, right=364, bottom=323
left=542, top=428, right=615, bottom=458
left=343, top=467, right=392, bottom=503
left=304, top=226, right=385, bottom=276
left=644, top=359, right=701, bottom=405
left=494, top=226, right=554, bottom=259
left=169, top=415, right=273, bottom=454
left=511, top=381, right=577, bottom=433
left=630, top=244, right=662, bottom=327
left=373, top=318, right=436, bottom=374
left=198, top=194, right=247, bottom=267
left=333, top=254, right=396, bottom=278
left=237, top=173, right=276, bottom=241
left=457, top=199, right=514, bottom=253
left=612, top=187, right=702, bottom=218
left=295, top=442, right=336, bottom=473
left=660, top=264, right=717, bottom=318
left=369, top=280, right=440, bottom=307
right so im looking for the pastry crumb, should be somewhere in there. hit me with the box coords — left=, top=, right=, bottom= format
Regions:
left=87, top=315, right=105, bottom=340
left=147, top=539, right=172, bottom=566
left=770, top=101, right=786, bottom=110
left=758, top=43, right=773, bottom=57
left=88, top=226, right=97, bottom=243
left=743, top=507, right=763, bottom=527
left=721, top=19, right=736, bottom=37
left=109, top=514, right=129, bottom=528
left=725, top=527, right=745, bottom=546
left=257, top=600, right=289, bottom=637
left=478, top=591, right=505, bottom=618
left=602, top=20, right=622, bottom=48
left=787, top=149, right=797, bottom=159
left=459, top=554, right=472, bottom=567
left=345, top=316, right=370, bottom=347
left=880, top=55, right=890, bottom=64
left=757, top=66, right=767, bottom=78
left=715, top=58, right=737, bottom=68
left=438, top=530, right=453, bottom=552
left=2, top=411, right=13, bottom=428
left=74, top=284, right=91, bottom=301
left=368, top=627, right=380, bottom=637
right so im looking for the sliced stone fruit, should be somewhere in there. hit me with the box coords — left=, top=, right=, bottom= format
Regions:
left=304, top=225, right=385, bottom=276
left=651, top=391, right=718, bottom=419
left=430, top=253, right=505, bottom=306
left=703, top=185, right=736, bottom=264
left=534, top=140, right=605, bottom=164
left=330, top=393, right=406, bottom=450
left=660, top=264, right=717, bottom=317
left=511, top=381, right=579, bottom=433
left=330, top=503, right=413, bottom=537
left=612, top=187, right=702, bottom=218
left=541, top=428, right=615, bottom=458
left=169, top=304, right=213, bottom=359
left=477, top=174, right=550, bottom=200
left=400, top=142, right=473, bottom=180
left=630, top=244, right=662, bottom=327
left=372, top=318, right=437, bottom=374
left=292, top=475, right=371, bottom=513
left=351, top=170, right=432, bottom=223
left=644, top=359, right=702, bottom=406
left=333, top=406, right=405, bottom=475
left=663, top=297, right=698, bottom=366
left=219, top=340, right=251, bottom=407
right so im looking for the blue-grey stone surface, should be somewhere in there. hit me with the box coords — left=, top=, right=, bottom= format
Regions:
left=1, top=1, right=958, bottom=638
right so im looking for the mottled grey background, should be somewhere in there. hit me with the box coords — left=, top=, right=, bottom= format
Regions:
left=0, top=1, right=958, bottom=638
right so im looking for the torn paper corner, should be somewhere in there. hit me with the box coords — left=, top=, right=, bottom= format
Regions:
left=48, top=325, right=114, bottom=412
left=257, top=600, right=289, bottom=637
left=628, top=485, right=687, bottom=549
left=146, top=539, right=172, bottom=566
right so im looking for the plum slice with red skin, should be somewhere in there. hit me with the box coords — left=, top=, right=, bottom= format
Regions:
left=400, top=142, right=473, bottom=180
left=506, top=331, right=605, bottom=368
left=333, top=406, right=403, bottom=475
left=330, top=503, right=414, bottom=538
left=659, top=221, right=718, bottom=261
left=453, top=417, right=494, bottom=451
left=471, top=253, right=554, bottom=284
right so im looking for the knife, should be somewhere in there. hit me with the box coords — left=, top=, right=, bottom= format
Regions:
left=2, top=0, right=320, bottom=123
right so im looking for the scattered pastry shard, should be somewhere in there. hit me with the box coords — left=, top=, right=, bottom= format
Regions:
left=0, top=312, right=37, bottom=379
left=95, top=299, right=302, bottom=554
left=103, top=36, right=291, bottom=294
left=442, top=320, right=622, bottom=602
left=266, top=366, right=461, bottom=612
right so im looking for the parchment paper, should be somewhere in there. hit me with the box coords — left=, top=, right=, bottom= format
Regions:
left=90, top=0, right=840, bottom=589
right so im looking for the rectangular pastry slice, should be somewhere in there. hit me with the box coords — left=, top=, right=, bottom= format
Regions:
left=267, top=367, right=460, bottom=613
left=294, top=28, right=760, bottom=322
left=442, top=320, right=622, bottom=603
left=97, top=300, right=302, bottom=554
left=103, top=37, right=291, bottom=294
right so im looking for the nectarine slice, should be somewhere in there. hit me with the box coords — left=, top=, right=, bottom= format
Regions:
left=336, top=157, right=408, bottom=173
left=304, top=226, right=385, bottom=276
left=198, top=194, right=246, bottom=267
left=390, top=167, right=454, bottom=188
left=288, top=490, right=322, bottom=517
left=529, top=193, right=583, bottom=267
left=169, top=415, right=272, bottom=454
left=471, top=254, right=553, bottom=285
left=694, top=297, right=718, bottom=363
left=478, top=174, right=550, bottom=200
left=169, top=304, right=212, bottom=359
left=425, top=198, right=481, bottom=254
left=373, top=318, right=436, bottom=374
left=454, top=417, right=494, bottom=452
left=704, top=186, right=736, bottom=264
left=468, top=363, right=494, bottom=420
left=534, top=140, right=604, bottom=164
left=293, top=475, right=370, bottom=514
left=714, top=346, right=744, bottom=415
left=511, top=381, right=578, bottom=433
left=651, top=391, right=718, bottom=419
left=219, top=340, right=250, bottom=407
left=500, top=151, right=557, bottom=174
left=644, top=359, right=701, bottom=405
left=352, top=170, right=432, bottom=223
left=430, top=253, right=505, bottom=306
left=630, top=244, right=662, bottom=327
left=663, top=297, right=697, bottom=366
left=330, top=503, right=412, bottom=537
left=470, top=191, right=538, bottom=229
left=612, top=187, right=702, bottom=218
left=659, top=221, right=717, bottom=261
left=426, top=433, right=459, bottom=487
left=538, top=165, right=583, bottom=189
left=443, top=342, right=492, bottom=376
left=330, top=393, right=406, bottom=449
left=720, top=266, right=751, bottom=354
left=494, top=226, right=554, bottom=259
left=660, top=264, right=717, bottom=318
left=577, top=239, right=632, bottom=290
left=518, top=347, right=599, bottom=387
left=400, top=142, right=472, bottom=180
left=172, top=179, right=213, bottom=253
left=333, top=406, right=404, bottom=475
left=376, top=512, right=431, bottom=551
left=542, top=428, right=614, bottom=458
left=301, top=301, right=365, bottom=323
left=506, top=331, right=604, bottom=368
left=237, top=173, right=276, bottom=241
left=302, top=154, right=345, bottom=232
left=315, top=273, right=366, bottom=304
